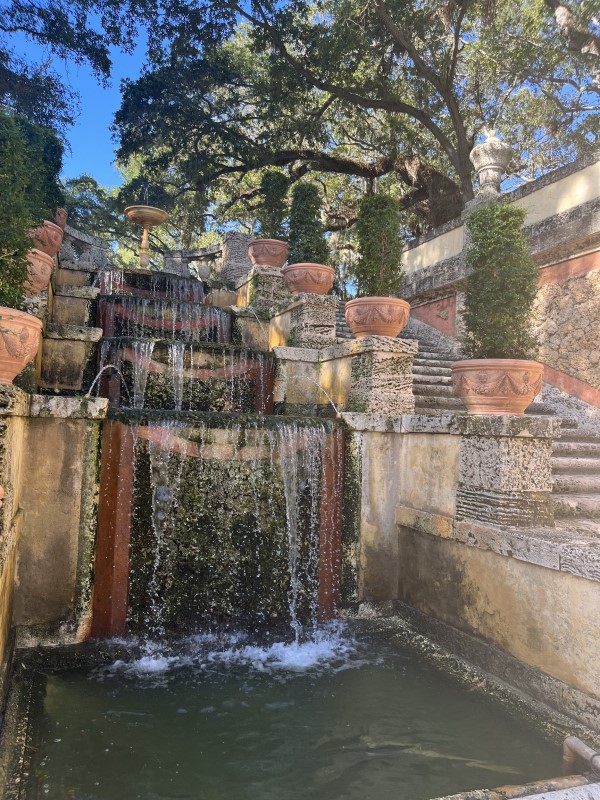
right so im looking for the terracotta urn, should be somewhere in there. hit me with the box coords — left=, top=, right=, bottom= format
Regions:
left=345, top=297, right=410, bottom=339
left=24, top=249, right=53, bottom=296
left=0, top=308, right=42, bottom=385
left=248, top=239, right=289, bottom=269
left=451, top=359, right=544, bottom=415
left=54, top=208, right=68, bottom=230
left=29, top=220, right=64, bottom=257
left=283, top=263, right=334, bottom=295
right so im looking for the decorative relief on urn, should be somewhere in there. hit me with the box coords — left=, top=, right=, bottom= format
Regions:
left=469, top=129, right=513, bottom=196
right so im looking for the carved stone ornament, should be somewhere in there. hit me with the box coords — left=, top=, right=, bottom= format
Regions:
left=0, top=308, right=42, bottom=385
left=451, top=359, right=544, bottom=415
left=345, top=296, right=410, bottom=339
left=248, top=239, right=289, bottom=269
left=469, top=129, right=514, bottom=196
left=283, top=263, right=335, bottom=295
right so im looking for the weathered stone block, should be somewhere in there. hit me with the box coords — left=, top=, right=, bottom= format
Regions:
left=456, top=416, right=558, bottom=527
left=343, top=337, right=417, bottom=415
left=40, top=338, right=95, bottom=391
left=237, top=266, right=291, bottom=313
left=52, top=295, right=95, bottom=327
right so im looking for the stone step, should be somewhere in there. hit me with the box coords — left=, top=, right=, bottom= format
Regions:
left=413, top=384, right=455, bottom=398
left=558, top=429, right=600, bottom=444
left=553, top=474, right=600, bottom=494
left=412, top=373, right=453, bottom=385
left=553, top=493, right=600, bottom=519
left=414, top=351, right=456, bottom=362
left=412, top=365, right=453, bottom=377
left=414, top=396, right=466, bottom=411
left=413, top=358, right=455, bottom=369
left=552, top=456, right=600, bottom=475
left=553, top=518, right=600, bottom=536
left=553, top=440, right=600, bottom=457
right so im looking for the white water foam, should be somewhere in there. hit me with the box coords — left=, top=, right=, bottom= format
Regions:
left=98, top=623, right=364, bottom=681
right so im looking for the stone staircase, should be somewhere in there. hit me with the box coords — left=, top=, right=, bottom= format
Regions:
left=336, top=299, right=600, bottom=534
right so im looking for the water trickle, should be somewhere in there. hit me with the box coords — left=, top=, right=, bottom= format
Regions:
left=131, top=341, right=155, bottom=409
left=168, top=342, right=186, bottom=411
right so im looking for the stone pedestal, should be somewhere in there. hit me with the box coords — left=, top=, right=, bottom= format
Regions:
left=343, top=337, right=417, bottom=414
left=236, top=266, right=291, bottom=313
left=456, top=416, right=561, bottom=527
left=272, top=336, right=417, bottom=416
left=270, top=294, right=337, bottom=349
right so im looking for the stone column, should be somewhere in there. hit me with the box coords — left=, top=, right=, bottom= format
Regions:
left=456, top=416, right=561, bottom=527
left=343, top=337, right=417, bottom=414
left=218, top=232, right=254, bottom=282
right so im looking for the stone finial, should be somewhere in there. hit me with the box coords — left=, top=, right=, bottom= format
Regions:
left=469, top=129, right=513, bottom=196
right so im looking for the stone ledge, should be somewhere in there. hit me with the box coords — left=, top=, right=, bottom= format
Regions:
left=321, top=336, right=418, bottom=360
left=273, top=345, right=320, bottom=363
left=57, top=260, right=99, bottom=273
left=53, top=285, right=100, bottom=299
left=29, top=395, right=109, bottom=420
left=45, top=325, right=103, bottom=342
left=396, top=505, right=600, bottom=584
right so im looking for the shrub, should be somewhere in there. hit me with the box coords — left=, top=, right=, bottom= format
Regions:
left=288, top=182, right=329, bottom=264
left=354, top=193, right=403, bottom=296
left=462, top=202, right=538, bottom=360
left=15, top=116, right=65, bottom=221
left=0, top=112, right=32, bottom=308
left=256, top=170, right=288, bottom=239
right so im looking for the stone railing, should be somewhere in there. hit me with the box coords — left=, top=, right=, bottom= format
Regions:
left=59, top=225, right=112, bottom=269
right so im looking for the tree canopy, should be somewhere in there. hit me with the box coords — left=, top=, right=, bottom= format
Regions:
left=112, top=0, right=600, bottom=237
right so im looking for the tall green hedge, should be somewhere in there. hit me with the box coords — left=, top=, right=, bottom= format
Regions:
left=462, top=202, right=539, bottom=360
left=354, top=193, right=403, bottom=296
left=15, top=117, right=65, bottom=221
left=0, top=112, right=32, bottom=308
left=256, top=170, right=288, bottom=240
left=288, top=182, right=329, bottom=265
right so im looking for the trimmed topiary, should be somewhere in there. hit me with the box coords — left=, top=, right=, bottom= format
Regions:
left=288, top=182, right=329, bottom=265
left=354, top=193, right=403, bottom=297
left=256, top=170, right=288, bottom=240
left=462, top=202, right=539, bottom=359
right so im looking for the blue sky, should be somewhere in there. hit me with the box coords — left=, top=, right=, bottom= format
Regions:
left=14, top=33, right=147, bottom=187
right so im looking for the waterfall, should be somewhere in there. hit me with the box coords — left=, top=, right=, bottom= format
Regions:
left=131, top=341, right=155, bottom=409
left=169, top=342, right=186, bottom=411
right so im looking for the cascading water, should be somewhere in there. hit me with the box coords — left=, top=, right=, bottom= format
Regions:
left=121, top=416, right=343, bottom=637
left=131, top=341, right=155, bottom=409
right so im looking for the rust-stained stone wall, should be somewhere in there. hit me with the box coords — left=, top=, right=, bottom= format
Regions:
left=533, top=266, right=600, bottom=391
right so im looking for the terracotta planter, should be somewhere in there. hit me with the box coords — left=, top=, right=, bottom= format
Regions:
left=451, top=359, right=544, bottom=415
left=29, top=220, right=63, bottom=257
left=0, top=308, right=42, bottom=385
left=24, top=249, right=53, bottom=296
left=54, top=208, right=68, bottom=230
left=283, top=263, right=334, bottom=295
left=345, top=296, right=410, bottom=339
left=248, top=239, right=289, bottom=269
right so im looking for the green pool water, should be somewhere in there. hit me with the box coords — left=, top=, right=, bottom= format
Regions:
left=20, top=625, right=560, bottom=800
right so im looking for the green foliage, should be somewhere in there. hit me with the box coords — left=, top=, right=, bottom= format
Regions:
left=288, top=183, right=329, bottom=265
left=354, top=194, right=403, bottom=297
left=0, top=112, right=31, bottom=308
left=15, top=118, right=65, bottom=221
left=462, top=203, right=539, bottom=360
left=255, top=170, right=288, bottom=239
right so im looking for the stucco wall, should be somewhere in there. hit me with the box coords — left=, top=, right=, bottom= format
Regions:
left=397, top=529, right=600, bottom=700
